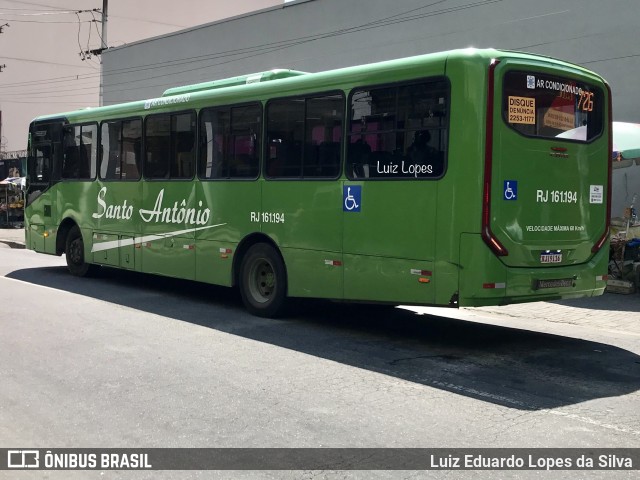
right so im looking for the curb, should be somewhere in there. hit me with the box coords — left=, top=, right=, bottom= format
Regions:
left=0, top=240, right=26, bottom=249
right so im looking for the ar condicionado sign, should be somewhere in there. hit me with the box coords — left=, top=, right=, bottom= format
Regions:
left=508, top=96, right=535, bottom=124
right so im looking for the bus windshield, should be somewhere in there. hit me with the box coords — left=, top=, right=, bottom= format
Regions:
left=502, top=71, right=604, bottom=142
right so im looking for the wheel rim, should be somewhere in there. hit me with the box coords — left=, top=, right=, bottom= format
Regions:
left=248, top=258, right=276, bottom=304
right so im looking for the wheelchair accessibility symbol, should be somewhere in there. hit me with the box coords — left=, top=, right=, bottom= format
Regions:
left=503, top=180, right=518, bottom=201
left=343, top=185, right=362, bottom=212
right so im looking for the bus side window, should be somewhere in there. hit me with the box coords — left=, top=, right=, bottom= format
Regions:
left=230, top=104, right=260, bottom=178
left=174, top=132, right=195, bottom=178
left=30, top=145, right=51, bottom=183
left=63, top=145, right=79, bottom=178
left=170, top=112, right=196, bottom=179
left=62, top=124, right=96, bottom=180
left=199, top=104, right=260, bottom=180
left=347, top=80, right=448, bottom=180
left=144, top=115, right=170, bottom=179
left=122, top=120, right=142, bottom=180
left=348, top=139, right=371, bottom=178
left=266, top=93, right=343, bottom=179
left=62, top=126, right=80, bottom=179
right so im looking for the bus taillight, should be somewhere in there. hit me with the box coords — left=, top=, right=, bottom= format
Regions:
left=482, top=58, right=508, bottom=257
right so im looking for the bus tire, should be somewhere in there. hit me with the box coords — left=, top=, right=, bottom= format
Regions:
left=65, top=225, right=96, bottom=277
left=239, top=243, right=287, bottom=318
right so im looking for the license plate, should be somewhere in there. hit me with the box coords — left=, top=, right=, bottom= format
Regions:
left=540, top=253, right=562, bottom=263
left=533, top=278, right=574, bottom=290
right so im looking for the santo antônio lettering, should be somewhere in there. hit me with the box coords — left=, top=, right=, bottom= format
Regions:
left=92, top=187, right=211, bottom=225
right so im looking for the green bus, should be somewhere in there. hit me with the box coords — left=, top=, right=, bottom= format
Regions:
left=25, top=48, right=611, bottom=317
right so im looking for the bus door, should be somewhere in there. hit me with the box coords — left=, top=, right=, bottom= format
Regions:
left=472, top=61, right=609, bottom=297
left=140, top=111, right=199, bottom=280
left=141, top=180, right=197, bottom=280
left=342, top=79, right=449, bottom=304
left=26, top=122, right=62, bottom=253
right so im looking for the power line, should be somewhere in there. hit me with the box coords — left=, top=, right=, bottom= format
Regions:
left=0, top=1, right=75, bottom=10
left=0, top=55, right=95, bottom=69
left=107, top=13, right=186, bottom=29
left=0, top=17, right=93, bottom=23
left=0, top=9, right=86, bottom=15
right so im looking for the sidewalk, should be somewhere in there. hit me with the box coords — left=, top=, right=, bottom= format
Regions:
left=465, top=292, right=640, bottom=336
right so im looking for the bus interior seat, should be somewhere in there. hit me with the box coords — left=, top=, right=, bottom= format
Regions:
left=177, top=152, right=194, bottom=177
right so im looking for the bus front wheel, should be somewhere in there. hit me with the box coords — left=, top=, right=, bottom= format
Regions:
left=239, top=243, right=287, bottom=318
left=65, top=225, right=96, bottom=277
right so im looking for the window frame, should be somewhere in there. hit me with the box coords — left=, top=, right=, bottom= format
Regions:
left=264, top=90, right=345, bottom=181
left=500, top=69, right=605, bottom=144
left=143, top=109, right=197, bottom=181
left=61, top=121, right=99, bottom=181
left=197, top=101, right=262, bottom=181
left=98, top=116, right=143, bottom=182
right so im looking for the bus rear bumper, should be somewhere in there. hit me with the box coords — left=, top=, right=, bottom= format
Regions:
left=458, top=234, right=609, bottom=307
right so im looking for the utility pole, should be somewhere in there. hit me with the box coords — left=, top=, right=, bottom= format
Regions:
left=81, top=3, right=108, bottom=104
left=99, top=0, right=108, bottom=106
left=0, top=23, right=8, bottom=75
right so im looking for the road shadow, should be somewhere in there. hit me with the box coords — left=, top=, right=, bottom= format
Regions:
left=7, top=265, right=640, bottom=411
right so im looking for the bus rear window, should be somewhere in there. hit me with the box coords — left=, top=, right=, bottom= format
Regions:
left=502, top=71, right=604, bottom=142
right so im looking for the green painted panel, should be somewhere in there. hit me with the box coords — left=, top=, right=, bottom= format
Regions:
left=459, top=233, right=609, bottom=306
left=88, top=181, right=141, bottom=234
left=119, top=235, right=136, bottom=270
left=194, top=240, right=235, bottom=286
left=343, top=181, right=437, bottom=259
left=27, top=223, right=47, bottom=252
left=343, top=254, right=434, bottom=304
left=140, top=182, right=197, bottom=279
left=281, top=247, right=343, bottom=299
left=261, top=181, right=342, bottom=251
left=459, top=233, right=507, bottom=304
left=92, top=232, right=119, bottom=266
left=197, top=181, right=262, bottom=243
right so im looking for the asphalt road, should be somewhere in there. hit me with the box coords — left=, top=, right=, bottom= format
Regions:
left=1, top=248, right=639, bottom=479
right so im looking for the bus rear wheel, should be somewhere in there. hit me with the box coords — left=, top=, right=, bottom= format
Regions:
left=65, top=225, right=96, bottom=277
left=239, top=243, right=287, bottom=318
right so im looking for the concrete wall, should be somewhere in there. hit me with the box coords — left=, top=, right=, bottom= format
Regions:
left=102, top=0, right=639, bottom=122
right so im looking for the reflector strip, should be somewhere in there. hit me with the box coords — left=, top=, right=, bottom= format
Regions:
left=324, top=260, right=342, bottom=266
left=183, top=245, right=195, bottom=250
left=596, top=275, right=608, bottom=281
left=410, top=269, right=432, bottom=276
left=483, top=282, right=506, bottom=289
left=219, top=248, right=232, bottom=254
